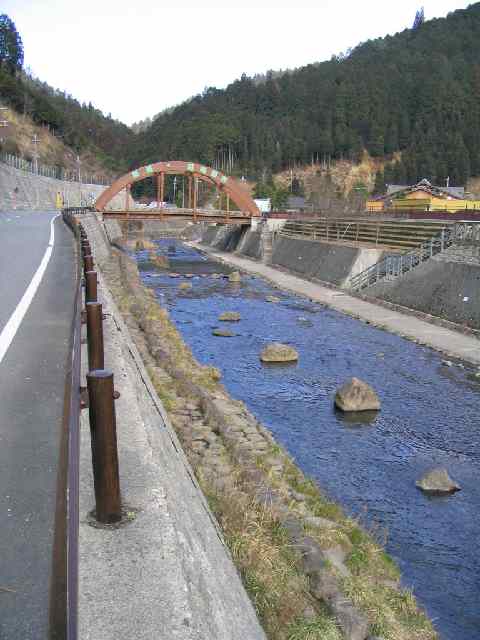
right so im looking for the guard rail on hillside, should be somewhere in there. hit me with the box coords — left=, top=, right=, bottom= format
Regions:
left=349, top=222, right=480, bottom=291
left=278, top=218, right=452, bottom=250
left=63, top=206, right=95, bottom=215
left=0, top=151, right=110, bottom=185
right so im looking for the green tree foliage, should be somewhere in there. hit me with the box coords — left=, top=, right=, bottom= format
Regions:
left=130, top=3, right=480, bottom=187
left=0, top=14, right=23, bottom=75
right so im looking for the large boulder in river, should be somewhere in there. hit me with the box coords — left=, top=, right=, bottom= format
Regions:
left=179, top=282, right=192, bottom=290
left=219, top=312, right=241, bottom=322
left=260, top=343, right=299, bottom=363
left=212, top=328, right=235, bottom=337
left=416, top=468, right=460, bottom=495
left=228, top=271, right=242, bottom=283
left=148, top=251, right=169, bottom=268
left=334, top=377, right=380, bottom=412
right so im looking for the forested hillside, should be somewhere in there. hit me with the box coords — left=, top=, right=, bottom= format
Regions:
left=132, top=3, right=480, bottom=191
left=0, top=14, right=134, bottom=173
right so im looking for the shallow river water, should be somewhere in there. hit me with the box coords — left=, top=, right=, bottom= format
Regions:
left=136, top=239, right=480, bottom=640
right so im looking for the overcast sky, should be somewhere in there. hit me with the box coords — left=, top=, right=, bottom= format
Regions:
left=3, top=0, right=473, bottom=125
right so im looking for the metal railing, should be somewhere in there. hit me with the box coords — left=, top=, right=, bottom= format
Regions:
left=349, top=222, right=480, bottom=291
left=54, top=210, right=124, bottom=639
left=0, top=151, right=111, bottom=185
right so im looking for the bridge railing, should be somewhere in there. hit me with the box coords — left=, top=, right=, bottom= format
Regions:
left=349, top=222, right=480, bottom=291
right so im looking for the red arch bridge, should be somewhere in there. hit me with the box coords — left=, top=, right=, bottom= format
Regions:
left=94, top=160, right=261, bottom=224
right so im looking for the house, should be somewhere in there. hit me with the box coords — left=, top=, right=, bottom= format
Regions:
left=366, top=179, right=480, bottom=212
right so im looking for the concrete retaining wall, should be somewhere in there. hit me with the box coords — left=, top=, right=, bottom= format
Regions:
left=237, top=230, right=262, bottom=260
left=0, top=162, right=123, bottom=211
left=271, top=236, right=384, bottom=287
left=368, top=242, right=480, bottom=329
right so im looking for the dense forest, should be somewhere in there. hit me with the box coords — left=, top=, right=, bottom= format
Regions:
left=0, top=14, right=134, bottom=172
left=131, top=3, right=480, bottom=191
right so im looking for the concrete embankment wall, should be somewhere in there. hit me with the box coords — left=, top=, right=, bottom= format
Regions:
left=0, top=162, right=123, bottom=211
left=200, top=224, right=384, bottom=287
left=270, top=235, right=385, bottom=287
left=368, top=242, right=480, bottom=330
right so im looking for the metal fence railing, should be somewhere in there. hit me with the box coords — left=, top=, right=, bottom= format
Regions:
left=0, top=151, right=110, bottom=185
left=349, top=222, right=480, bottom=291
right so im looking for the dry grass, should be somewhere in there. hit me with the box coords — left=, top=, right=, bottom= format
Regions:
left=202, top=473, right=342, bottom=640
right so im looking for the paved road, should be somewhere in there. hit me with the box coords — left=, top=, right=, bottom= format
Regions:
left=0, top=211, right=76, bottom=639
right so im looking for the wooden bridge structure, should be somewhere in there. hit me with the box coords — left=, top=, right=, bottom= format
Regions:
left=95, top=160, right=260, bottom=224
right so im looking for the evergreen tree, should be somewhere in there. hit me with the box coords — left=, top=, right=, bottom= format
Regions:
left=0, top=14, right=23, bottom=75
left=413, top=7, right=425, bottom=30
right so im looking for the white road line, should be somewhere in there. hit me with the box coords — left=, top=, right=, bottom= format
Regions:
left=0, top=214, right=59, bottom=364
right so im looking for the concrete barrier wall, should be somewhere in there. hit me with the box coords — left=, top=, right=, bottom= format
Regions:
left=0, top=162, right=123, bottom=211
left=237, top=230, right=262, bottom=260
left=271, top=236, right=385, bottom=287
left=368, top=243, right=480, bottom=329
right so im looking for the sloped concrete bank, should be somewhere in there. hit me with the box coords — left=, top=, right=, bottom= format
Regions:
left=367, top=242, right=480, bottom=330
left=87, top=214, right=438, bottom=640
left=200, top=224, right=384, bottom=287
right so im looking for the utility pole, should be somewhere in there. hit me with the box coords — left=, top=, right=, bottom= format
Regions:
left=0, top=106, right=8, bottom=145
left=32, top=133, right=40, bottom=174
left=77, top=155, right=82, bottom=205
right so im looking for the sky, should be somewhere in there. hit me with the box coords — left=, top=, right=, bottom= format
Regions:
left=3, top=0, right=473, bottom=125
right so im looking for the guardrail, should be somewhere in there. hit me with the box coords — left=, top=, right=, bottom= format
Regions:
left=349, top=222, right=480, bottom=291
left=55, top=210, right=124, bottom=638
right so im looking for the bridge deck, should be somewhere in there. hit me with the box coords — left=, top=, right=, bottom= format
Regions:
left=101, top=209, right=254, bottom=224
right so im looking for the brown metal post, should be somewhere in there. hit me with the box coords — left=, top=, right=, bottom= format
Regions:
left=84, top=255, right=94, bottom=274
left=156, top=173, right=161, bottom=209
left=86, top=302, right=104, bottom=371
left=86, top=370, right=121, bottom=524
left=188, top=175, right=193, bottom=209
left=193, top=176, right=197, bottom=222
left=160, top=172, right=165, bottom=205
left=85, top=270, right=97, bottom=303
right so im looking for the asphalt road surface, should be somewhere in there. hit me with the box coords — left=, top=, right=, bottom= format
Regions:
left=0, top=211, right=76, bottom=639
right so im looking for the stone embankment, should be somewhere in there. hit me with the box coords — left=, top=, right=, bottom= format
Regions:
left=95, top=215, right=437, bottom=640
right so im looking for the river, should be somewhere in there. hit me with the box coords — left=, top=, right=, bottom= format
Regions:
left=136, top=239, right=480, bottom=640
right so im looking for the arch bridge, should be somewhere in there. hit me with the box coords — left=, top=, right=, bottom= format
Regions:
left=95, top=160, right=260, bottom=224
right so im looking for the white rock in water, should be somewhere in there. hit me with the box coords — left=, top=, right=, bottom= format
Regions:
left=228, top=271, right=241, bottom=282
left=260, top=343, right=299, bottom=363
left=265, top=295, right=281, bottom=303
left=416, top=468, right=461, bottom=495
left=334, top=377, right=380, bottom=412
left=219, top=312, right=241, bottom=322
